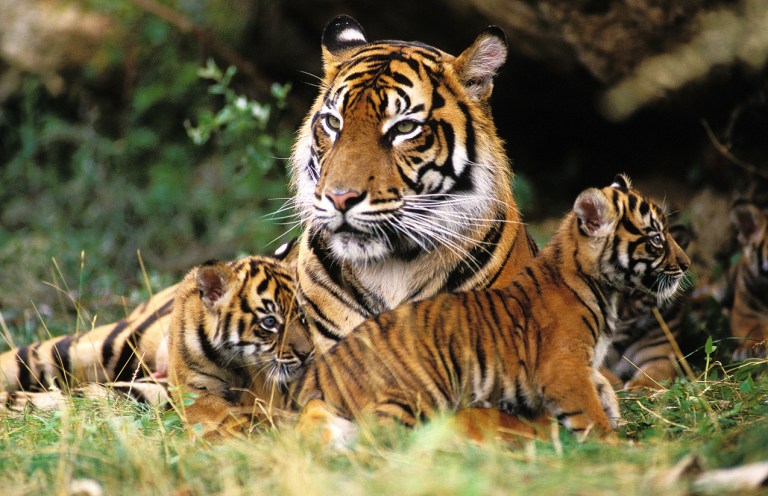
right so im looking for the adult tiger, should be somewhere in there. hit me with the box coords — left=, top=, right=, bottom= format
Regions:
left=2, top=16, right=536, bottom=400
left=0, top=284, right=174, bottom=394
left=167, top=256, right=312, bottom=436
left=292, top=175, right=690, bottom=444
left=292, top=16, right=538, bottom=352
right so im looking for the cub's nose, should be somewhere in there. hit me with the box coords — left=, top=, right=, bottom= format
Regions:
left=285, top=320, right=314, bottom=364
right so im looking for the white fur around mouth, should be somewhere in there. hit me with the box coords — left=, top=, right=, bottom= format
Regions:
left=330, top=231, right=390, bottom=263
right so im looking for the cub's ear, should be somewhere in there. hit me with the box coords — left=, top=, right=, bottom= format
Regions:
left=453, top=26, right=507, bottom=101
left=610, top=174, right=632, bottom=192
left=574, top=188, right=614, bottom=238
left=196, top=261, right=235, bottom=310
left=730, top=201, right=767, bottom=246
left=321, top=15, right=367, bottom=77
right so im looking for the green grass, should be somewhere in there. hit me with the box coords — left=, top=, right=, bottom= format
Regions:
left=1, top=363, right=766, bottom=496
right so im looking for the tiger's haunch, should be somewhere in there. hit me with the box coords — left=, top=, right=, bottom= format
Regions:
left=293, top=175, right=690, bottom=441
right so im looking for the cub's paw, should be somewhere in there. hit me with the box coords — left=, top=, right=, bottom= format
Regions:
left=593, top=370, right=620, bottom=428
left=296, top=399, right=357, bottom=450
left=732, top=341, right=767, bottom=361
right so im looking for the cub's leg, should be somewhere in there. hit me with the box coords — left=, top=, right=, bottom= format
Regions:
left=623, top=360, right=676, bottom=390
left=731, top=315, right=768, bottom=360
left=453, top=408, right=551, bottom=443
left=592, top=369, right=620, bottom=428
left=542, top=366, right=617, bottom=442
left=296, top=399, right=357, bottom=449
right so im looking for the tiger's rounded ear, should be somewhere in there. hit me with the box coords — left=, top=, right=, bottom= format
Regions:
left=453, top=26, right=507, bottom=101
left=321, top=15, right=367, bottom=77
left=574, top=188, right=614, bottom=238
left=730, top=201, right=766, bottom=246
left=611, top=174, right=632, bottom=191
left=196, top=261, right=234, bottom=310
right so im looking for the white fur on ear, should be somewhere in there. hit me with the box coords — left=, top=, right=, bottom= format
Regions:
left=321, top=15, right=368, bottom=75
left=454, top=27, right=507, bottom=101
left=574, top=188, right=614, bottom=238
left=610, top=174, right=632, bottom=191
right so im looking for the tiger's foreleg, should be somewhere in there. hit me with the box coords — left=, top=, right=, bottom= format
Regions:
left=453, top=408, right=551, bottom=443
left=623, top=359, right=676, bottom=390
left=592, top=369, right=620, bottom=427
left=541, top=366, right=617, bottom=442
left=296, top=398, right=357, bottom=449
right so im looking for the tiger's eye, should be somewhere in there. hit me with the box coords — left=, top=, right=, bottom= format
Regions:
left=394, top=120, right=416, bottom=134
left=649, top=234, right=663, bottom=247
left=325, top=115, right=341, bottom=131
left=260, top=316, right=278, bottom=331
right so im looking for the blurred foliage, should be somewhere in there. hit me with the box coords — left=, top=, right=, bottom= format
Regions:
left=0, top=1, right=293, bottom=341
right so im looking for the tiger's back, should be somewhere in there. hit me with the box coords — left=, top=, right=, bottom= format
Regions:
left=294, top=176, right=690, bottom=440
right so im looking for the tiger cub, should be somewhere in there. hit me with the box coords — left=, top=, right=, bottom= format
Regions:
left=729, top=200, right=768, bottom=359
left=603, top=223, right=693, bottom=389
left=167, top=256, right=313, bottom=436
left=0, top=240, right=298, bottom=399
left=292, top=175, right=690, bottom=443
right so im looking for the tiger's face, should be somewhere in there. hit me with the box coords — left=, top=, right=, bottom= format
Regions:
left=574, top=174, right=691, bottom=304
left=292, top=16, right=509, bottom=263
left=195, top=258, right=313, bottom=385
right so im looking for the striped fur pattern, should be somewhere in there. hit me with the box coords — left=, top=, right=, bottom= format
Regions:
left=0, top=240, right=299, bottom=399
left=168, top=256, right=313, bottom=435
left=604, top=224, right=693, bottom=389
left=291, top=16, right=538, bottom=352
left=0, top=284, right=175, bottom=394
left=729, top=200, right=768, bottom=359
left=293, top=175, right=690, bottom=442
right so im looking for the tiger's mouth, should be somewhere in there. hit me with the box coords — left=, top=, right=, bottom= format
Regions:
left=268, top=357, right=308, bottom=386
left=643, top=270, right=687, bottom=305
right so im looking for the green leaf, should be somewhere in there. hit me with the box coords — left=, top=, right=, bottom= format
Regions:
left=705, top=336, right=716, bottom=355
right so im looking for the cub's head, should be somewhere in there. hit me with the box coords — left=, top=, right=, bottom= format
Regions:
left=730, top=200, right=768, bottom=278
left=191, top=257, right=313, bottom=385
left=291, top=15, right=511, bottom=263
left=572, top=174, right=691, bottom=303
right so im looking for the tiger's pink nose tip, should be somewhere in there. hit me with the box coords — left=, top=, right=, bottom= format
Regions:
left=326, top=190, right=363, bottom=212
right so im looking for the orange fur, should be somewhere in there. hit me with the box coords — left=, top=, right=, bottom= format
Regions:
left=293, top=175, right=690, bottom=444
left=291, top=16, right=537, bottom=353
left=167, top=256, right=312, bottom=437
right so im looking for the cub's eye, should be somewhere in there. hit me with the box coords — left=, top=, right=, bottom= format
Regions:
left=325, top=114, right=341, bottom=132
left=648, top=233, right=663, bottom=248
left=394, top=120, right=417, bottom=134
left=260, top=316, right=278, bottom=331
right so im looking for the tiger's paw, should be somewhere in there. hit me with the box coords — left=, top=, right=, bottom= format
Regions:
left=732, top=341, right=767, bottom=361
left=593, top=370, right=621, bottom=428
left=453, top=408, right=549, bottom=444
left=296, top=399, right=357, bottom=450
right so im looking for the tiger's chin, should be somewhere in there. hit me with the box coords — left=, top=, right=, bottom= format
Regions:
left=648, top=274, right=686, bottom=307
left=329, top=232, right=392, bottom=264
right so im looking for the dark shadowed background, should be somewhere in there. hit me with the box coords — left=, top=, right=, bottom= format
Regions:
left=0, top=0, right=766, bottom=340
